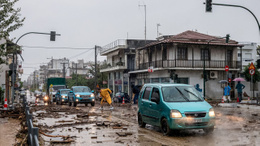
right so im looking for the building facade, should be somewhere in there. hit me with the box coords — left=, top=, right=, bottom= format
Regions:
left=129, top=31, right=243, bottom=99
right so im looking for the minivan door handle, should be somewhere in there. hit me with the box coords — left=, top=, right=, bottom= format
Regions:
left=149, top=103, right=152, bottom=107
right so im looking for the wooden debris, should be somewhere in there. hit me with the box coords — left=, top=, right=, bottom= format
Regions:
left=50, top=140, right=75, bottom=144
left=40, top=131, right=69, bottom=138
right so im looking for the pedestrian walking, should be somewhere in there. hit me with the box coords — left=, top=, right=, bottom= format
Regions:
left=97, top=87, right=113, bottom=110
left=236, top=81, right=245, bottom=102
left=132, top=85, right=140, bottom=104
left=224, top=83, right=231, bottom=102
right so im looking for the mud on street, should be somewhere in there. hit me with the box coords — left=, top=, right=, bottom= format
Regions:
left=25, top=101, right=260, bottom=146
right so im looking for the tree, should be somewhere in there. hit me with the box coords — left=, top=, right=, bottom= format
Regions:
left=243, top=63, right=260, bottom=83
left=0, top=0, right=25, bottom=64
left=65, top=61, right=109, bottom=90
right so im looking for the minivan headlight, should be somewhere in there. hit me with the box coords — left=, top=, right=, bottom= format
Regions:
left=76, top=94, right=80, bottom=97
left=90, top=93, right=94, bottom=97
left=209, top=108, right=215, bottom=117
left=170, top=110, right=182, bottom=118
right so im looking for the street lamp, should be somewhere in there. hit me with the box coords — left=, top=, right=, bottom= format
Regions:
left=11, top=31, right=60, bottom=109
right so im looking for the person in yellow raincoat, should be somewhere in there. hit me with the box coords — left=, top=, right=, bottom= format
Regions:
left=97, top=88, right=113, bottom=110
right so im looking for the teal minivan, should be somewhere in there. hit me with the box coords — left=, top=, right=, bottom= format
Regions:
left=138, top=83, right=215, bottom=135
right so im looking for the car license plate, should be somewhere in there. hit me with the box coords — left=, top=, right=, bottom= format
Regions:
left=193, top=119, right=202, bottom=123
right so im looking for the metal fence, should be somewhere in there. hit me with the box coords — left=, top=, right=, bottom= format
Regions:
left=23, top=97, right=39, bottom=146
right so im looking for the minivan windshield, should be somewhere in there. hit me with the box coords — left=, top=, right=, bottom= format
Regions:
left=162, top=86, right=204, bottom=102
left=73, top=87, right=91, bottom=93
left=60, top=90, right=70, bottom=94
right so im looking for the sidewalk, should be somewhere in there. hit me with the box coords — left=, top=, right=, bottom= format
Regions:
left=217, top=100, right=260, bottom=109
left=0, top=118, right=20, bottom=145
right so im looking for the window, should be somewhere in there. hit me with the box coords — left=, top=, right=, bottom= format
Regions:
left=144, top=78, right=150, bottom=83
left=143, top=87, right=151, bottom=100
left=238, top=53, right=241, bottom=58
left=151, top=88, right=160, bottom=102
left=201, top=49, right=210, bottom=60
left=176, top=78, right=189, bottom=84
left=151, top=78, right=159, bottom=83
left=162, top=48, right=167, bottom=61
left=161, top=78, right=170, bottom=83
left=177, top=47, right=187, bottom=60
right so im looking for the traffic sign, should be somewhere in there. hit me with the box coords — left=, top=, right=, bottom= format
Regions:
left=148, top=66, right=153, bottom=73
left=225, top=65, right=229, bottom=72
left=249, top=69, right=255, bottom=75
left=249, top=62, right=255, bottom=70
left=228, top=78, right=231, bottom=83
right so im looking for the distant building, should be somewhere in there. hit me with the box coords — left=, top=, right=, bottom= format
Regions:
left=238, top=42, right=258, bottom=69
left=100, top=39, right=155, bottom=95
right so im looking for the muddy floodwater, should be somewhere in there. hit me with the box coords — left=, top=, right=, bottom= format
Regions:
left=31, top=101, right=260, bottom=146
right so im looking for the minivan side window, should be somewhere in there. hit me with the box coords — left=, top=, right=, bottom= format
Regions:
left=143, top=87, right=151, bottom=100
left=151, top=88, right=160, bottom=100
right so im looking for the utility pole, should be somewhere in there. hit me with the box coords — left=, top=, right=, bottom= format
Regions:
left=157, top=23, right=161, bottom=38
left=76, top=63, right=78, bottom=86
left=60, top=59, right=68, bottom=78
left=95, top=45, right=97, bottom=90
left=139, top=4, right=147, bottom=43
left=33, top=71, right=36, bottom=90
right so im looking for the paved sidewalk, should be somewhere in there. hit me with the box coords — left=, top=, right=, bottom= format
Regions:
left=0, top=118, right=20, bottom=145
left=218, top=100, right=260, bottom=109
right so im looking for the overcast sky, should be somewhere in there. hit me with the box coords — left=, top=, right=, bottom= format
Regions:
left=9, top=0, right=260, bottom=81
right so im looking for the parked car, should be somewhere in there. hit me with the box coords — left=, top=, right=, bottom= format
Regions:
left=68, top=86, right=95, bottom=107
left=34, top=90, right=42, bottom=99
left=56, top=89, right=70, bottom=105
left=138, top=83, right=215, bottom=135
left=113, top=92, right=131, bottom=103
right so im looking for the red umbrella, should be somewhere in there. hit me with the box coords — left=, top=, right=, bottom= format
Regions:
left=233, top=77, right=246, bottom=81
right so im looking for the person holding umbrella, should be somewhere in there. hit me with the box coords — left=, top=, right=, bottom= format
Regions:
left=236, top=81, right=245, bottom=102
left=224, top=83, right=231, bottom=102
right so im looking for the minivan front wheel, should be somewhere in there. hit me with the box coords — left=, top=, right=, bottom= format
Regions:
left=161, top=118, right=172, bottom=136
left=138, top=113, right=146, bottom=128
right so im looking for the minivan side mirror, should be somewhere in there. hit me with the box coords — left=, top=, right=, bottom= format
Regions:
left=151, top=97, right=160, bottom=104
left=91, top=90, right=94, bottom=93
left=69, top=91, right=73, bottom=93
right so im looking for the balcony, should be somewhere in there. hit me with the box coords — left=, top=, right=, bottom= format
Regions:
left=100, top=62, right=127, bottom=73
left=101, top=39, right=127, bottom=55
left=138, top=60, right=241, bottom=70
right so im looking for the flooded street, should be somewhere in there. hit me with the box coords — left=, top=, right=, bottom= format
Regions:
left=29, top=100, right=260, bottom=146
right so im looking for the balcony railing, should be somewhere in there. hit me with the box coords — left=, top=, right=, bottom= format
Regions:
left=138, top=60, right=241, bottom=70
left=101, top=39, right=127, bottom=53
left=100, top=62, right=126, bottom=72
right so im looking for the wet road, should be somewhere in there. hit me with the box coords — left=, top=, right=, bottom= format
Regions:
left=28, top=93, right=260, bottom=146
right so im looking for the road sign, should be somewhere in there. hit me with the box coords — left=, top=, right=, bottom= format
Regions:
left=228, top=78, right=231, bottom=83
left=249, top=62, right=255, bottom=70
left=249, top=69, right=255, bottom=75
left=225, top=65, right=229, bottom=72
left=148, top=66, right=153, bottom=73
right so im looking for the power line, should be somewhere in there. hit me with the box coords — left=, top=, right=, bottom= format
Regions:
left=69, top=49, right=94, bottom=59
left=21, top=45, right=95, bottom=50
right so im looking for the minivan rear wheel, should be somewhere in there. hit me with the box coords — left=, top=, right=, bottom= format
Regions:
left=161, top=118, right=172, bottom=136
left=138, top=113, right=146, bottom=128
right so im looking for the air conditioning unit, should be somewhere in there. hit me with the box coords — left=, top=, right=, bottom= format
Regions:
left=210, top=71, right=218, bottom=79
